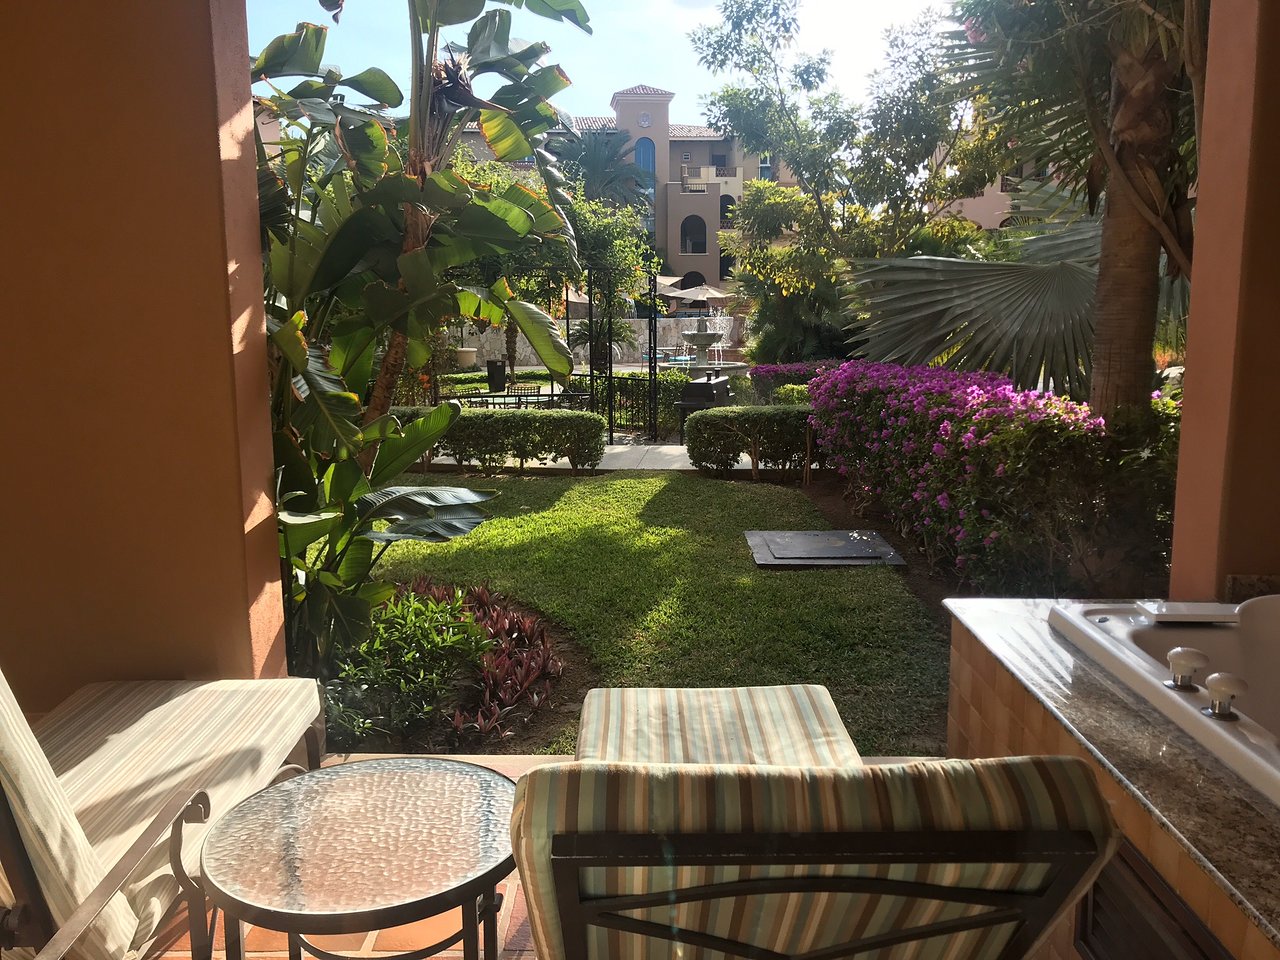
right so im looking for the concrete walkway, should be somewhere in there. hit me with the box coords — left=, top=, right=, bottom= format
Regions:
left=597, top=444, right=738, bottom=471
left=426, top=445, right=749, bottom=473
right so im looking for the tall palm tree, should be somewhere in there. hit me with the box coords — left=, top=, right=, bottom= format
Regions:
left=853, top=0, right=1206, bottom=416
left=554, top=131, right=654, bottom=208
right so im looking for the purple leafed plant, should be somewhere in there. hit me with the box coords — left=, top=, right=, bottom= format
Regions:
left=405, top=579, right=563, bottom=741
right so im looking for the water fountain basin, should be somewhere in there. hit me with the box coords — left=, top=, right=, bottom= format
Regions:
left=681, top=332, right=723, bottom=346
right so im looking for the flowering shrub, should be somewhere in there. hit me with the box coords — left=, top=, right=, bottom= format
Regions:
left=749, top=362, right=838, bottom=400
left=809, top=360, right=1179, bottom=593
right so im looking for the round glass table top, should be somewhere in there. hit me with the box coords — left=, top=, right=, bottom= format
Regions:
left=201, top=758, right=516, bottom=924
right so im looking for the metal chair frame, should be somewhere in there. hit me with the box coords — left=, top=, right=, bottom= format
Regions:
left=550, top=828, right=1103, bottom=960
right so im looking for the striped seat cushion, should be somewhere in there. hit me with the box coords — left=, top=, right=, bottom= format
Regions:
left=576, top=685, right=861, bottom=767
left=0, top=671, right=139, bottom=960
left=511, top=756, right=1119, bottom=960
left=32, top=679, right=321, bottom=954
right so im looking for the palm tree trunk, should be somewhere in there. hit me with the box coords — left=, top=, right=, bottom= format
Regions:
left=1090, top=178, right=1163, bottom=416
left=358, top=3, right=436, bottom=473
left=1088, top=43, right=1178, bottom=418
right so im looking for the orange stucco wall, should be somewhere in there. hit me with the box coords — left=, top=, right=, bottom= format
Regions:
left=1170, top=0, right=1280, bottom=600
left=4, top=0, right=285, bottom=710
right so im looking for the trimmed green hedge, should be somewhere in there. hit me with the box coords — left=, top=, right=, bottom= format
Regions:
left=772, top=383, right=810, bottom=405
left=439, top=370, right=554, bottom=388
left=392, top=406, right=606, bottom=475
left=685, top=406, right=815, bottom=481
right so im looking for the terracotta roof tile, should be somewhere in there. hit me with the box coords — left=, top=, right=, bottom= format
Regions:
left=612, top=84, right=675, bottom=97
left=669, top=123, right=723, bottom=138
left=572, top=115, right=619, bottom=133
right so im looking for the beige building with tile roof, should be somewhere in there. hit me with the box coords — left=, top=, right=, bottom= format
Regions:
left=464, top=85, right=784, bottom=286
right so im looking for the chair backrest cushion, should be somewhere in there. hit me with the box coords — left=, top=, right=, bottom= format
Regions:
left=0, top=670, right=138, bottom=960
left=512, top=756, right=1119, bottom=960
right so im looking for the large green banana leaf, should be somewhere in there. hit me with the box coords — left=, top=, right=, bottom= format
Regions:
left=503, top=300, right=573, bottom=384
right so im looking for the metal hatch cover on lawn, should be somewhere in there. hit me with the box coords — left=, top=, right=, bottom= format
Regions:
left=745, top=530, right=905, bottom=568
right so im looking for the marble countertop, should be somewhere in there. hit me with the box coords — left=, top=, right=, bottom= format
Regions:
left=946, top=598, right=1280, bottom=947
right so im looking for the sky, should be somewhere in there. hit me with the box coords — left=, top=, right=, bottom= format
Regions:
left=246, top=0, right=939, bottom=124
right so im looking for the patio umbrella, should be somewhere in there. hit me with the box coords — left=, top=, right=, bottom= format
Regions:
left=661, top=287, right=703, bottom=301
left=678, top=284, right=731, bottom=302
left=565, top=286, right=589, bottom=303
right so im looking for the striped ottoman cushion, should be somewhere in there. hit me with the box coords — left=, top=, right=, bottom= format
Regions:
left=576, top=685, right=860, bottom=767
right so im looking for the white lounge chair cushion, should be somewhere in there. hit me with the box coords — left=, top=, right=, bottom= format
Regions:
left=32, top=678, right=321, bottom=955
left=576, top=685, right=862, bottom=767
left=0, top=670, right=138, bottom=960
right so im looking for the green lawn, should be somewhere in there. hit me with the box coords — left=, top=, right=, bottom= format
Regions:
left=381, top=472, right=948, bottom=756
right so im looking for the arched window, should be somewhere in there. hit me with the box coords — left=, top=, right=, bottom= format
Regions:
left=719, top=251, right=735, bottom=280
left=634, top=137, right=656, bottom=191
left=719, top=194, right=735, bottom=228
left=680, top=215, right=707, bottom=255
left=679, top=271, right=706, bottom=289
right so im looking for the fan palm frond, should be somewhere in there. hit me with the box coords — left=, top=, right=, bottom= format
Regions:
left=846, top=256, right=1097, bottom=399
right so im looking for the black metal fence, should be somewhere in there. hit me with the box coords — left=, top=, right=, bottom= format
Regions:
left=452, top=267, right=661, bottom=443
left=578, top=270, right=659, bottom=443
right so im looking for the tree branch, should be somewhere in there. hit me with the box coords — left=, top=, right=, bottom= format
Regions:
left=1077, top=57, right=1193, bottom=276
left=1132, top=0, right=1179, bottom=33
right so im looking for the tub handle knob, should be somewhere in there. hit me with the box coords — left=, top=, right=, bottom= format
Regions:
left=1165, top=646, right=1209, bottom=691
left=1203, top=672, right=1248, bottom=722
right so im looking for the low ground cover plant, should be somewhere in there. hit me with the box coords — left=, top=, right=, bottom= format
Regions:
left=326, top=581, right=562, bottom=750
left=809, top=360, right=1180, bottom=594
left=392, top=406, right=606, bottom=474
left=325, top=587, right=488, bottom=747
left=685, top=406, right=814, bottom=480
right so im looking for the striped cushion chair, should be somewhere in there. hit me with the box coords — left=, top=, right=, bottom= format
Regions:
left=0, top=669, right=323, bottom=960
left=512, top=756, right=1119, bottom=960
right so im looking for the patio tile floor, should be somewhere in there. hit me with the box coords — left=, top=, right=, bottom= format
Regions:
left=148, top=755, right=567, bottom=960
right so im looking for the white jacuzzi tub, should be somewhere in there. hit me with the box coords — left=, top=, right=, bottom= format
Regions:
left=1048, top=597, right=1280, bottom=807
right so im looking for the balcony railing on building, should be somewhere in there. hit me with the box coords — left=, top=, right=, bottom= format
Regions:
left=680, top=164, right=742, bottom=193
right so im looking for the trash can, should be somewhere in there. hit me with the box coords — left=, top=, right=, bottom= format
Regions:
left=486, top=359, right=507, bottom=393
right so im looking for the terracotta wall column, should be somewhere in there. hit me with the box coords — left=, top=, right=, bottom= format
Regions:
left=4, top=0, right=284, bottom=709
left=1170, top=0, right=1280, bottom=601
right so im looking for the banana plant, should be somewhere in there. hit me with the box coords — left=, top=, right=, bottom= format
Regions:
left=270, top=308, right=497, bottom=676
left=256, top=7, right=587, bottom=432
left=255, top=5, right=589, bottom=672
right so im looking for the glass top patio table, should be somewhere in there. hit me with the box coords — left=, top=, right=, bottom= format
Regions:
left=200, top=757, right=516, bottom=935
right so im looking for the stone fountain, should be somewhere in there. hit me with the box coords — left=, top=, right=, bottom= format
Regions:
left=683, top=314, right=722, bottom=369
left=659, top=311, right=749, bottom=377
